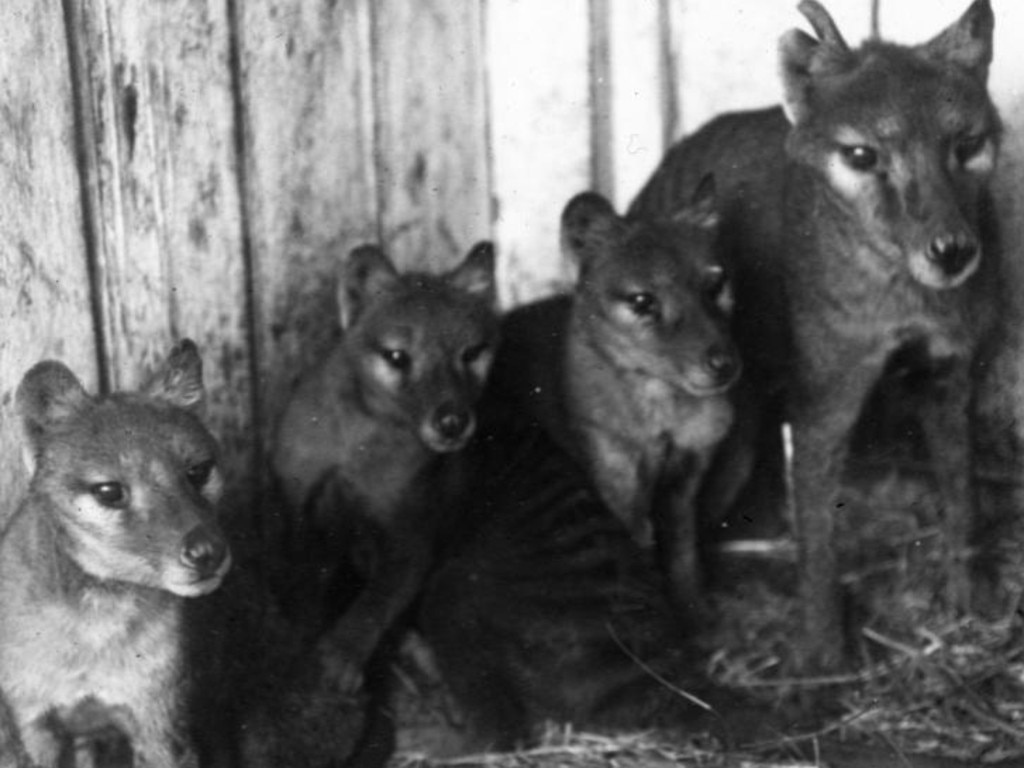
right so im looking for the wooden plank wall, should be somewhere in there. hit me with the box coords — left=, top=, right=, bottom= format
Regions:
left=67, top=0, right=254, bottom=482
left=236, top=0, right=377, bottom=447
left=0, top=0, right=1021, bottom=527
left=0, top=0, right=97, bottom=517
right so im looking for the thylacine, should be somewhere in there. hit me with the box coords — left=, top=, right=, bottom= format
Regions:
left=485, top=179, right=742, bottom=616
left=271, top=241, right=499, bottom=692
left=630, top=0, right=1002, bottom=668
left=420, top=414, right=758, bottom=752
left=0, top=340, right=231, bottom=767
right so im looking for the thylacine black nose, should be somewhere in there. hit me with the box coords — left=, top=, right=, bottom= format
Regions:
left=703, top=344, right=740, bottom=385
left=433, top=402, right=472, bottom=442
left=180, top=525, right=228, bottom=578
left=927, top=234, right=978, bottom=277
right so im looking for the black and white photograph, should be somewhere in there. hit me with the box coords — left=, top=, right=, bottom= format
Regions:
left=1, top=1, right=1024, bottom=766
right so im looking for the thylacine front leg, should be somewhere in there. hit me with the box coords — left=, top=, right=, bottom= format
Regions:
left=788, top=354, right=885, bottom=672
left=104, top=694, right=198, bottom=768
left=696, top=378, right=762, bottom=534
left=650, top=441, right=709, bottom=622
left=0, top=690, right=29, bottom=768
left=7, top=696, right=59, bottom=768
left=132, top=730, right=199, bottom=768
left=316, top=526, right=431, bottom=693
left=912, top=357, right=975, bottom=612
left=584, top=427, right=655, bottom=549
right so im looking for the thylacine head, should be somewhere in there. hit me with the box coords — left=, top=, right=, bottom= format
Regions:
left=779, top=0, right=999, bottom=289
left=15, top=339, right=231, bottom=598
left=561, top=175, right=741, bottom=399
left=336, top=241, right=500, bottom=454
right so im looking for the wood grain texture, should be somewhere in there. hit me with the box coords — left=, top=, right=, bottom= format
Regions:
left=68, top=0, right=253, bottom=481
left=372, top=0, right=491, bottom=272
left=487, top=0, right=591, bottom=306
left=589, top=0, right=614, bottom=201
left=235, top=0, right=378, bottom=431
left=607, top=0, right=667, bottom=210
left=0, top=0, right=97, bottom=526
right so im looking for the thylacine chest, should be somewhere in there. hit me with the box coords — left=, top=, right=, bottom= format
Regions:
left=788, top=248, right=991, bottom=383
left=567, top=351, right=734, bottom=461
left=785, top=188, right=996, bottom=363
left=306, top=410, right=444, bottom=532
left=567, top=363, right=732, bottom=525
left=0, top=580, right=183, bottom=721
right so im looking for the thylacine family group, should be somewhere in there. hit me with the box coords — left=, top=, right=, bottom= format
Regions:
left=0, top=1, right=1007, bottom=765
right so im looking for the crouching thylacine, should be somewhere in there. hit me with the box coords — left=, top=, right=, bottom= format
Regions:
left=271, top=241, right=499, bottom=694
left=420, top=412, right=753, bottom=752
left=0, top=340, right=231, bottom=767
left=485, top=179, right=742, bottom=618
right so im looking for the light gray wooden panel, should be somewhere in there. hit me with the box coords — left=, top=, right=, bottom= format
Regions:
left=236, top=0, right=378, bottom=430
left=607, top=0, right=670, bottom=210
left=372, top=0, right=492, bottom=274
left=0, top=0, right=98, bottom=526
left=487, top=0, right=591, bottom=306
left=70, top=0, right=253, bottom=480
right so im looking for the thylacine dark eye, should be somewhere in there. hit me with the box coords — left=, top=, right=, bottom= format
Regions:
left=380, top=348, right=411, bottom=371
left=626, top=291, right=660, bottom=319
left=839, top=144, right=879, bottom=172
left=90, top=482, right=127, bottom=508
left=954, top=134, right=987, bottom=165
left=462, top=343, right=489, bottom=366
left=186, top=459, right=215, bottom=489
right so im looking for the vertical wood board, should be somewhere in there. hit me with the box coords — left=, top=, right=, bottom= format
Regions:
left=0, top=0, right=97, bottom=525
left=372, top=0, right=491, bottom=272
left=487, top=0, right=591, bottom=306
left=589, top=0, right=615, bottom=201
left=607, top=0, right=667, bottom=210
left=70, top=0, right=253, bottom=481
left=235, top=0, right=377, bottom=431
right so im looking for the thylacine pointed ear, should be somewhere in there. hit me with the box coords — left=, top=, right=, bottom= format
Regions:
left=779, top=29, right=820, bottom=124
left=798, top=0, right=850, bottom=52
left=17, top=361, right=91, bottom=460
left=560, top=192, right=622, bottom=268
left=143, top=338, right=205, bottom=413
left=447, top=241, right=497, bottom=306
left=338, top=244, right=400, bottom=330
left=673, top=174, right=720, bottom=230
left=779, top=1, right=855, bottom=125
left=917, top=0, right=993, bottom=84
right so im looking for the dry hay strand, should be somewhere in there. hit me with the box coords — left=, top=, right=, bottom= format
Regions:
left=391, top=459, right=1024, bottom=767
left=839, top=616, right=1024, bottom=762
left=390, top=724, right=818, bottom=768
left=705, top=465, right=1024, bottom=764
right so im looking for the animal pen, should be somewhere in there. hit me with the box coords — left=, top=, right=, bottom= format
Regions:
left=3, top=0, right=1024, bottom=762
